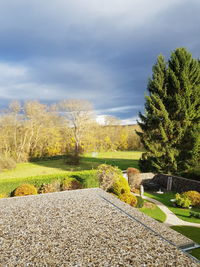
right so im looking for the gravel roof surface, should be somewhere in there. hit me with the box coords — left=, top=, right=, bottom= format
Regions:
left=0, top=188, right=199, bottom=266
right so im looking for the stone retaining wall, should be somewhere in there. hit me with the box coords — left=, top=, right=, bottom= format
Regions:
left=141, top=172, right=155, bottom=180
left=125, top=171, right=200, bottom=192
left=152, top=174, right=200, bottom=193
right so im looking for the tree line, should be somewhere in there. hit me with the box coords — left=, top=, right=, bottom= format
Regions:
left=0, top=99, right=143, bottom=164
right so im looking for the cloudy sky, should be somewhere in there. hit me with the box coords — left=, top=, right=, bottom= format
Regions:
left=0, top=0, right=199, bottom=124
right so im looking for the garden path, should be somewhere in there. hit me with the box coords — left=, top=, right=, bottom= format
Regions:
left=123, top=172, right=200, bottom=227
left=139, top=194, right=200, bottom=228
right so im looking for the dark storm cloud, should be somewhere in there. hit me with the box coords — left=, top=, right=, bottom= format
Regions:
left=0, top=0, right=199, bottom=123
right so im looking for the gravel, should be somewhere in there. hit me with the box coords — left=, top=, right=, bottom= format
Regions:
left=0, top=188, right=199, bottom=266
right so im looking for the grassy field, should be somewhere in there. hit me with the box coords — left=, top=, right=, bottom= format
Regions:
left=170, top=226, right=200, bottom=260
left=0, top=151, right=142, bottom=195
left=139, top=200, right=167, bottom=223
left=0, top=151, right=141, bottom=180
left=145, top=192, right=200, bottom=224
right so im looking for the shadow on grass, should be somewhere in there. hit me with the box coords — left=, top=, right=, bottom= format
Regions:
left=82, top=156, right=139, bottom=169
left=32, top=156, right=139, bottom=172
left=71, top=175, right=84, bottom=183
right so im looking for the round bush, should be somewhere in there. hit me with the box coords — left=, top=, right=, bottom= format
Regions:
left=38, top=180, right=61, bottom=194
left=109, top=176, right=131, bottom=196
left=97, top=164, right=122, bottom=191
left=183, top=191, right=200, bottom=207
left=127, top=167, right=141, bottom=190
left=0, top=193, right=7, bottom=199
left=119, top=193, right=137, bottom=207
left=61, top=178, right=82, bottom=191
left=13, top=184, right=38, bottom=197
left=175, top=193, right=191, bottom=208
left=132, top=188, right=140, bottom=194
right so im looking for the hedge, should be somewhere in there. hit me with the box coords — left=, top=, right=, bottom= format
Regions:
left=0, top=170, right=98, bottom=196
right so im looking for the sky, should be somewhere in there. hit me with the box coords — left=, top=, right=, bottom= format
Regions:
left=0, top=0, right=199, bottom=124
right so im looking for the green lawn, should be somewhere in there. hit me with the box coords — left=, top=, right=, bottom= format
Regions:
left=170, top=226, right=200, bottom=260
left=139, top=200, right=167, bottom=223
left=84, top=151, right=141, bottom=170
left=0, top=151, right=142, bottom=195
left=145, top=192, right=200, bottom=224
left=0, top=151, right=141, bottom=180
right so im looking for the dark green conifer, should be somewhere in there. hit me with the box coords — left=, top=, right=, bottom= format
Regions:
left=138, top=48, right=200, bottom=174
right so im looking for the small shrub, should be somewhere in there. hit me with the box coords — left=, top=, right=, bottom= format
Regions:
left=119, top=193, right=137, bottom=207
left=66, top=147, right=83, bottom=165
left=0, top=156, right=16, bottom=171
left=13, top=184, right=38, bottom=197
left=127, top=167, right=141, bottom=190
left=190, top=211, right=200, bottom=219
left=136, top=196, right=144, bottom=208
left=175, top=193, right=191, bottom=208
left=132, top=188, right=140, bottom=194
left=38, top=180, right=61, bottom=194
left=0, top=193, right=7, bottom=199
left=97, top=164, right=122, bottom=191
left=61, top=178, right=82, bottom=191
left=109, top=176, right=130, bottom=196
left=183, top=191, right=200, bottom=207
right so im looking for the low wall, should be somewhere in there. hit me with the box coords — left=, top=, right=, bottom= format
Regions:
left=153, top=174, right=200, bottom=193
left=140, top=173, right=155, bottom=180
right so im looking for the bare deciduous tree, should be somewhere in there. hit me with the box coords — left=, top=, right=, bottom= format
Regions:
left=59, top=99, right=95, bottom=158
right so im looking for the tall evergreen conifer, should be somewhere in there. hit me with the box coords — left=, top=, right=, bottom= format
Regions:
left=138, top=48, right=200, bottom=174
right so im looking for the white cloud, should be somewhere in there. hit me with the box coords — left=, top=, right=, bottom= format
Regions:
left=0, top=63, right=27, bottom=83
left=97, top=105, right=142, bottom=114
left=96, top=115, right=106, bottom=125
left=121, top=116, right=139, bottom=125
left=0, top=0, right=199, bottom=122
left=96, top=115, right=139, bottom=125
left=0, top=59, right=119, bottom=103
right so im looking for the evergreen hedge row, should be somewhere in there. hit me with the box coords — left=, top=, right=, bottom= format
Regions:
left=0, top=170, right=98, bottom=196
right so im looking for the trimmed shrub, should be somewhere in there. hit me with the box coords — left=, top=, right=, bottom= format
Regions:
left=175, top=193, right=191, bottom=208
left=136, top=196, right=144, bottom=208
left=0, top=156, right=16, bottom=171
left=97, top=164, right=121, bottom=191
left=0, top=193, right=7, bottom=199
left=13, top=184, right=38, bottom=197
left=127, top=167, right=141, bottom=190
left=0, top=170, right=97, bottom=196
left=38, top=180, right=61, bottom=194
left=61, top=178, right=82, bottom=191
left=109, top=176, right=130, bottom=196
left=119, top=193, right=137, bottom=207
left=183, top=191, right=200, bottom=207
left=132, top=188, right=140, bottom=194
left=190, top=211, right=200, bottom=219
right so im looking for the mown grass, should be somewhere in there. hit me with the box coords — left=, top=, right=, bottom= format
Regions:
left=0, top=151, right=141, bottom=180
left=139, top=200, right=167, bottom=223
left=0, top=151, right=142, bottom=195
left=170, top=226, right=200, bottom=260
left=83, top=151, right=141, bottom=170
left=145, top=192, right=200, bottom=224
